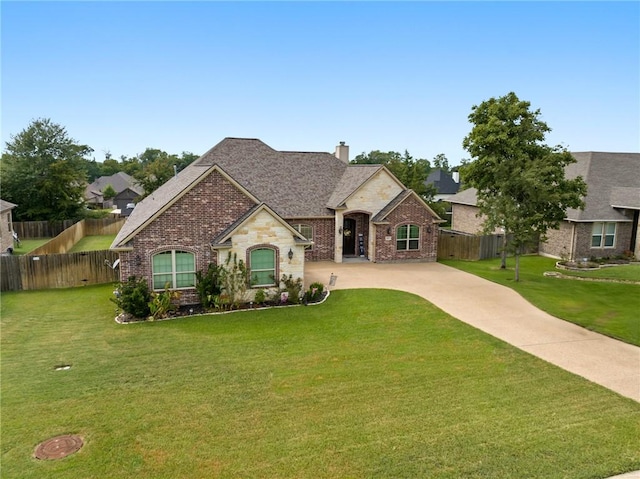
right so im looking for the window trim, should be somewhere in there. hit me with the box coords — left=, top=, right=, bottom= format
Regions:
left=151, top=250, right=196, bottom=291
left=249, top=246, right=277, bottom=288
left=591, top=222, right=616, bottom=249
left=396, top=224, right=420, bottom=251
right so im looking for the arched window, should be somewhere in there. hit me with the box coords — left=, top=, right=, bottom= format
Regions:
left=396, top=224, right=420, bottom=251
left=249, top=248, right=276, bottom=287
left=152, top=250, right=196, bottom=290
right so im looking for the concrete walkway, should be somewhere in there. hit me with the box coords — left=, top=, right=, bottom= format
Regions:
left=306, top=261, right=640, bottom=402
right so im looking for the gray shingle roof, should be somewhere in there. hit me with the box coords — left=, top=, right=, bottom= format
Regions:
left=425, top=169, right=460, bottom=195
left=447, top=152, right=640, bottom=222
left=88, top=172, right=144, bottom=196
left=564, top=152, right=640, bottom=221
left=196, top=138, right=349, bottom=217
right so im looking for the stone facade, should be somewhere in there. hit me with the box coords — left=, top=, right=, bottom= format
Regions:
left=374, top=195, right=438, bottom=263
left=0, top=206, right=15, bottom=253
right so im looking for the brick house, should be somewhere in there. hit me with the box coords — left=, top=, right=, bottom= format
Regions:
left=448, top=152, right=640, bottom=261
left=0, top=199, right=17, bottom=253
left=111, top=138, right=442, bottom=304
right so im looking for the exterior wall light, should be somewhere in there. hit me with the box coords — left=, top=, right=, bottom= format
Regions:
left=288, top=248, right=294, bottom=260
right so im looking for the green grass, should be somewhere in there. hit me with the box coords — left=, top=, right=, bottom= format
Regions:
left=441, top=256, right=640, bottom=346
left=11, top=238, right=51, bottom=255
left=560, top=263, right=640, bottom=281
left=1, top=285, right=638, bottom=478
left=67, top=235, right=117, bottom=253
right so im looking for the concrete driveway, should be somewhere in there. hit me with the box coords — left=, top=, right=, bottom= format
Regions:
left=306, top=261, right=640, bottom=403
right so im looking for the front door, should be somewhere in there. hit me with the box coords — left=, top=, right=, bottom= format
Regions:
left=342, top=218, right=356, bottom=255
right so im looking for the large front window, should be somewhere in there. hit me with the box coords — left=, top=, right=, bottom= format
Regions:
left=591, top=223, right=616, bottom=248
left=250, top=248, right=276, bottom=287
left=152, top=250, right=196, bottom=290
left=396, top=224, right=420, bottom=251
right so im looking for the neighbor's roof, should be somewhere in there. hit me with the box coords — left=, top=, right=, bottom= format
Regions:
left=0, top=199, right=17, bottom=212
left=425, top=169, right=460, bottom=195
left=564, top=152, right=640, bottom=221
left=447, top=152, right=640, bottom=222
left=87, top=172, right=144, bottom=197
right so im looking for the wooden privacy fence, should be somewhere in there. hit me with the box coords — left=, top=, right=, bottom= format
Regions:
left=28, top=218, right=125, bottom=256
left=13, top=220, right=78, bottom=239
left=1, top=250, right=120, bottom=291
left=437, top=231, right=504, bottom=261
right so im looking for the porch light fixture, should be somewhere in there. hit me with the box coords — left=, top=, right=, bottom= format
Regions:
left=338, top=227, right=343, bottom=234
left=288, top=248, right=294, bottom=260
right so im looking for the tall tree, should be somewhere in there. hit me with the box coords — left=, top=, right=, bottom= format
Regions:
left=462, top=92, right=586, bottom=281
left=1, top=118, right=92, bottom=221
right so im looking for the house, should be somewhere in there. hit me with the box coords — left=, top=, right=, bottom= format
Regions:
left=85, top=172, right=144, bottom=216
left=111, top=138, right=443, bottom=305
left=425, top=169, right=460, bottom=202
left=447, top=152, right=640, bottom=260
left=0, top=199, right=17, bottom=253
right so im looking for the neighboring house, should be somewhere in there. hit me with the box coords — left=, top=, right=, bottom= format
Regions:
left=0, top=199, right=17, bottom=253
left=111, top=138, right=443, bottom=305
left=85, top=172, right=144, bottom=216
left=447, top=152, right=640, bottom=260
left=425, top=169, right=460, bottom=202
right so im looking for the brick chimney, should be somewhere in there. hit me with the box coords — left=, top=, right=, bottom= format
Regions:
left=334, top=141, right=349, bottom=163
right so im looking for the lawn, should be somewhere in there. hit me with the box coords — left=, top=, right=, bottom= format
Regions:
left=441, top=256, right=640, bottom=346
left=1, top=285, right=638, bottom=478
left=11, top=238, right=51, bottom=255
left=67, top=235, right=117, bottom=253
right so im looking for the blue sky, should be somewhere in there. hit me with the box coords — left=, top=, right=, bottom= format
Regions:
left=2, top=1, right=638, bottom=165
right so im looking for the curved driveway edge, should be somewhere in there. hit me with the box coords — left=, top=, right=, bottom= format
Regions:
left=306, top=261, right=640, bottom=403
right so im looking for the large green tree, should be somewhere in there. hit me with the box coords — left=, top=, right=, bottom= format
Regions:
left=462, top=92, right=586, bottom=281
left=1, top=118, right=92, bottom=221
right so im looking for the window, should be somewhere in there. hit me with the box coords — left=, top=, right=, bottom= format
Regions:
left=152, top=250, right=195, bottom=290
left=250, top=248, right=276, bottom=287
left=396, top=224, right=420, bottom=250
left=591, top=223, right=616, bottom=248
left=292, top=224, right=313, bottom=249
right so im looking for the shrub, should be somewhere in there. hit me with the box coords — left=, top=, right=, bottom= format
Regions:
left=254, top=289, right=266, bottom=305
left=281, top=274, right=303, bottom=304
left=111, top=276, right=151, bottom=318
left=195, top=263, right=223, bottom=309
left=148, top=283, right=181, bottom=320
left=220, top=252, right=248, bottom=309
left=304, top=281, right=324, bottom=303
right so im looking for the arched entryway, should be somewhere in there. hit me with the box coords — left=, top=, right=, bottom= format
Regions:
left=342, top=212, right=370, bottom=260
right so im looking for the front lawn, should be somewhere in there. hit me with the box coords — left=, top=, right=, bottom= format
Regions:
left=1, top=285, right=638, bottom=478
left=441, top=256, right=640, bottom=346
left=67, top=234, right=117, bottom=253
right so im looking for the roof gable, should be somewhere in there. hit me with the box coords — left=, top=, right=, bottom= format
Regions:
left=111, top=163, right=259, bottom=249
left=372, top=189, right=444, bottom=223
left=211, top=203, right=311, bottom=247
left=0, top=199, right=17, bottom=213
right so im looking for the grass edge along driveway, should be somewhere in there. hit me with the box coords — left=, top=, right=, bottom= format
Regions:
left=441, top=256, right=640, bottom=347
left=1, top=285, right=639, bottom=478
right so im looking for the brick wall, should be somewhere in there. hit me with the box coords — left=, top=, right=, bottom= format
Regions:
left=121, top=169, right=257, bottom=304
left=539, top=221, right=574, bottom=259
left=287, top=217, right=335, bottom=261
left=374, top=195, right=438, bottom=263
left=573, top=221, right=634, bottom=260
